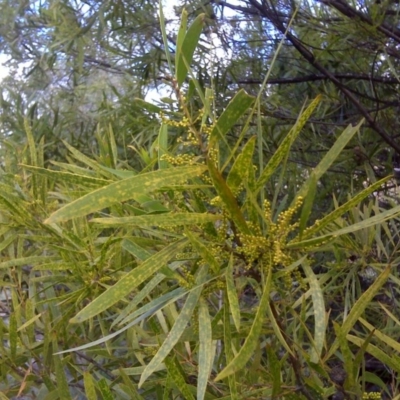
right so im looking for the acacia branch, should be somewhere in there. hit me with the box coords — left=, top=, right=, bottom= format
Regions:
left=318, top=0, right=400, bottom=44
left=246, top=0, right=400, bottom=154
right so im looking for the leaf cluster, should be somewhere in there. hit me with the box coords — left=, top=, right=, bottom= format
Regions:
left=1, top=6, right=400, bottom=400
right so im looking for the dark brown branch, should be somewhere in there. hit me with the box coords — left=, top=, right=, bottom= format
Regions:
left=317, top=0, right=400, bottom=44
left=246, top=0, right=400, bottom=154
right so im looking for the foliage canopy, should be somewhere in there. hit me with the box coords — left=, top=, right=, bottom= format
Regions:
left=1, top=1, right=400, bottom=399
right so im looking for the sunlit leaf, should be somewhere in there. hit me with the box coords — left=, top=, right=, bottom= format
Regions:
left=215, top=266, right=271, bottom=381
left=45, top=165, right=206, bottom=223
left=302, top=260, right=325, bottom=363
left=70, top=239, right=187, bottom=323
left=139, top=265, right=208, bottom=387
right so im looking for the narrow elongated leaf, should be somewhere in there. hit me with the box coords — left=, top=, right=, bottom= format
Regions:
left=302, top=261, right=325, bottom=363
left=223, top=299, right=238, bottom=400
left=347, top=335, right=400, bottom=373
left=97, top=379, right=113, bottom=400
left=209, top=90, right=254, bottom=146
left=20, top=165, right=111, bottom=186
left=176, top=14, right=205, bottom=86
left=359, top=317, right=400, bottom=353
left=255, top=95, right=321, bottom=194
left=83, top=372, right=97, bottom=400
left=226, top=255, right=241, bottom=332
left=186, top=230, right=220, bottom=273
left=158, top=123, right=169, bottom=170
left=114, top=365, right=166, bottom=376
left=53, top=339, right=72, bottom=400
left=62, top=140, right=111, bottom=176
left=56, top=301, right=172, bottom=354
left=91, top=212, right=220, bottom=227
left=266, top=345, right=281, bottom=398
left=207, top=160, right=250, bottom=234
left=45, top=165, right=206, bottom=223
left=341, top=266, right=390, bottom=336
left=139, top=266, right=207, bottom=387
left=9, top=313, right=17, bottom=361
left=134, top=97, right=165, bottom=114
left=333, top=322, right=354, bottom=386
left=69, top=239, right=187, bottom=323
left=226, top=136, right=256, bottom=194
left=326, top=266, right=390, bottom=359
left=295, top=120, right=363, bottom=203
left=266, top=300, right=295, bottom=358
left=122, top=238, right=152, bottom=261
left=159, top=1, right=173, bottom=73
left=215, top=267, right=271, bottom=381
left=198, top=298, right=215, bottom=400
left=176, top=9, right=187, bottom=76
left=164, top=357, right=195, bottom=400
left=118, top=369, right=146, bottom=399
left=24, top=118, right=38, bottom=198
left=288, top=205, right=400, bottom=249
left=116, top=287, right=186, bottom=328
left=0, top=256, right=58, bottom=270
left=299, top=174, right=317, bottom=237
left=299, top=176, right=391, bottom=240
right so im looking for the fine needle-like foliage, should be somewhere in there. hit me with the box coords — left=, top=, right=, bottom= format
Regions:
left=1, top=5, right=400, bottom=400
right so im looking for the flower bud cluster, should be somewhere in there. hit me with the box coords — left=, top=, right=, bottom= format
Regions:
left=362, top=392, right=381, bottom=399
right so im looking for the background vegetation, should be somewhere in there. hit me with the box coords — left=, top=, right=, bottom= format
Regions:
left=1, top=0, right=400, bottom=399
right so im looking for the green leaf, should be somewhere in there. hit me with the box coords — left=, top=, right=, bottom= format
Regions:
left=207, top=159, right=250, bottom=234
left=164, top=357, right=195, bottom=400
left=197, top=298, right=215, bottom=400
left=266, top=300, right=295, bottom=358
left=226, top=136, right=256, bottom=194
left=97, top=379, right=114, bottom=400
left=134, top=97, right=165, bottom=114
left=186, top=230, right=220, bottom=273
left=288, top=205, right=400, bottom=249
left=226, top=255, right=241, bottom=332
left=302, top=260, right=325, bottom=363
left=333, top=322, right=354, bottom=387
left=115, top=287, right=186, bottom=328
left=0, top=256, right=58, bottom=270
left=209, top=90, right=255, bottom=147
left=62, top=140, right=112, bottom=177
left=326, top=266, right=391, bottom=359
left=176, top=9, right=188, bottom=72
left=53, top=339, right=72, bottom=400
left=223, top=302, right=239, bottom=399
left=215, top=266, right=271, bottom=381
left=255, top=95, right=321, bottom=194
left=359, top=317, right=400, bottom=353
left=176, top=13, right=205, bottom=86
left=347, top=334, right=400, bottom=373
left=299, top=174, right=317, bottom=237
left=91, top=212, right=220, bottom=227
left=158, top=123, right=169, bottom=170
left=83, top=372, right=97, bottom=400
left=118, top=369, right=145, bottom=399
left=266, top=345, right=281, bottom=398
left=298, top=176, right=391, bottom=240
left=9, top=313, right=17, bottom=361
left=45, top=165, right=206, bottom=223
left=295, top=120, right=363, bottom=202
left=138, top=266, right=207, bottom=387
left=341, top=266, right=390, bottom=336
left=20, top=165, right=111, bottom=186
left=69, top=239, right=187, bottom=323
left=159, top=1, right=173, bottom=74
